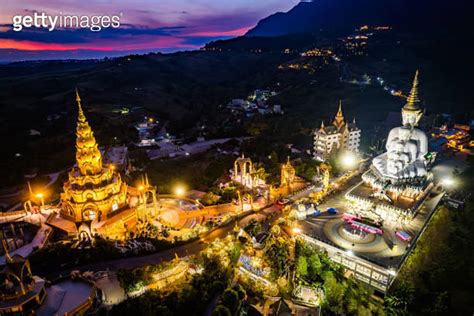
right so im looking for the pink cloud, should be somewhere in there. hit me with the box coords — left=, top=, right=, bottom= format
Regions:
left=183, top=26, right=251, bottom=37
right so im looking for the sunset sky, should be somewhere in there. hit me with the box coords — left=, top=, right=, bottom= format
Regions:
left=0, top=0, right=298, bottom=62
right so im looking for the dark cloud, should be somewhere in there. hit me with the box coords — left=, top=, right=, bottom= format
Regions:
left=0, top=25, right=187, bottom=44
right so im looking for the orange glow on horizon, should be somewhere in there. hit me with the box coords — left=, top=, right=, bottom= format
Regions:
left=0, top=39, right=115, bottom=51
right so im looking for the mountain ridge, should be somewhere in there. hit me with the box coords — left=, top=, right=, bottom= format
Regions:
left=245, top=0, right=470, bottom=37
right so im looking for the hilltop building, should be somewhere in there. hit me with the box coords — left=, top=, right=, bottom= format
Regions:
left=313, top=102, right=361, bottom=161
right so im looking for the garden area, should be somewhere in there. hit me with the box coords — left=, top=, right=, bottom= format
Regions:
left=111, top=237, right=241, bottom=316
left=295, top=240, right=385, bottom=315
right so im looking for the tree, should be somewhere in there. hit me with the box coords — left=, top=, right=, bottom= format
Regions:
left=322, top=271, right=347, bottom=314
left=212, top=305, right=232, bottom=316
left=307, top=253, right=322, bottom=276
left=265, top=239, right=289, bottom=278
left=296, top=256, right=308, bottom=277
left=222, top=288, right=242, bottom=313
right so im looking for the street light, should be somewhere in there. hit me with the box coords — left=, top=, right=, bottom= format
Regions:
left=441, top=177, right=455, bottom=188
left=340, top=152, right=358, bottom=169
left=292, top=227, right=302, bottom=235
left=35, top=193, right=45, bottom=207
left=174, top=185, right=185, bottom=197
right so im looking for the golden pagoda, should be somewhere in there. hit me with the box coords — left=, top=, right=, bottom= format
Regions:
left=60, top=90, right=128, bottom=223
left=280, top=157, right=296, bottom=189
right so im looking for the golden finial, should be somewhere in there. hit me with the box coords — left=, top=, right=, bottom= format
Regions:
left=75, top=88, right=86, bottom=122
left=75, top=87, right=81, bottom=102
left=320, top=120, right=325, bottom=129
left=405, top=70, right=420, bottom=110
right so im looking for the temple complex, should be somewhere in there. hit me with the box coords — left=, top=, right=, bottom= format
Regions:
left=60, top=90, right=128, bottom=223
left=313, top=102, right=361, bottom=161
left=346, top=71, right=434, bottom=223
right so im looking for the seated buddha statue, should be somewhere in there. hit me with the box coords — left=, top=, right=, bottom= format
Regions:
left=372, top=70, right=428, bottom=180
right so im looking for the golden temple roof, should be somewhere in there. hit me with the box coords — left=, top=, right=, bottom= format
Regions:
left=332, top=100, right=345, bottom=130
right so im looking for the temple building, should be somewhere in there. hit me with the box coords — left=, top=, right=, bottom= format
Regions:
left=0, top=239, right=46, bottom=314
left=280, top=157, right=296, bottom=190
left=45, top=90, right=151, bottom=240
left=346, top=71, right=434, bottom=223
left=313, top=102, right=361, bottom=161
left=231, top=154, right=266, bottom=190
left=60, top=90, right=128, bottom=223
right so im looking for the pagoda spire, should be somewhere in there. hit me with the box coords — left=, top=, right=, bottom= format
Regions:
left=74, top=89, right=103, bottom=175
left=333, top=100, right=345, bottom=129
left=319, top=120, right=326, bottom=133
left=337, top=100, right=343, bottom=115
left=404, top=70, right=420, bottom=110
left=401, top=70, right=424, bottom=127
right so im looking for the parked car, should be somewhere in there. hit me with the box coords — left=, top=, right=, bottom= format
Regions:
left=395, top=231, right=412, bottom=241
left=327, top=207, right=339, bottom=214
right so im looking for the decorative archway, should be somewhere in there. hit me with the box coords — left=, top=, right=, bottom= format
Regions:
left=81, top=203, right=99, bottom=222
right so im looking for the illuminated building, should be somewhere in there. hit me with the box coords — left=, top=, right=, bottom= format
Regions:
left=280, top=157, right=296, bottom=190
left=60, top=90, right=128, bottom=223
left=231, top=154, right=266, bottom=190
left=0, top=239, right=46, bottom=314
left=313, top=101, right=361, bottom=161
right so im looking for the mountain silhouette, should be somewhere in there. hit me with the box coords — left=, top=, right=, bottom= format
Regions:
left=245, top=0, right=470, bottom=37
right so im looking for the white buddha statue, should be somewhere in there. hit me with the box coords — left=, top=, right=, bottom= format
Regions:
left=372, top=70, right=428, bottom=180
